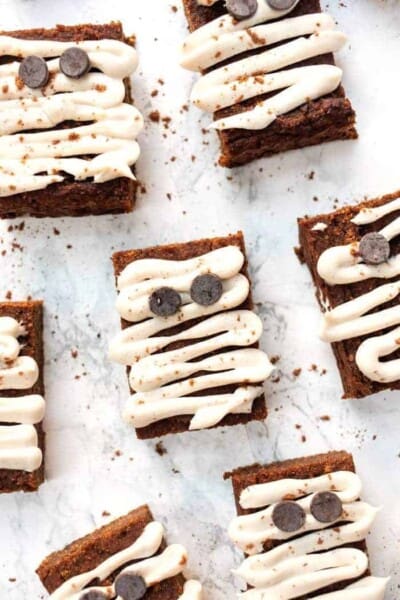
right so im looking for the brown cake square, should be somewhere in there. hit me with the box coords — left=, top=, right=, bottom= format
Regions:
left=0, top=300, right=45, bottom=493
left=298, top=190, right=400, bottom=398
left=36, top=505, right=190, bottom=599
left=110, top=231, right=272, bottom=439
left=0, top=22, right=141, bottom=218
left=181, top=0, right=357, bottom=167
left=225, top=451, right=389, bottom=597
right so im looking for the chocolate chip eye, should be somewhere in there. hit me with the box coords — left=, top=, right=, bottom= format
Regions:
left=60, top=47, right=91, bottom=79
left=359, top=232, right=390, bottom=265
left=149, top=287, right=182, bottom=317
left=226, top=0, right=258, bottom=20
left=19, top=56, right=49, bottom=89
left=310, top=491, right=343, bottom=524
left=272, top=501, right=306, bottom=533
left=115, top=573, right=147, bottom=600
left=190, top=274, right=223, bottom=306
left=266, top=0, right=297, bottom=9
left=80, top=591, right=108, bottom=600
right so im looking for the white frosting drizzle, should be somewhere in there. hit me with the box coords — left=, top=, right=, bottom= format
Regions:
left=109, top=245, right=273, bottom=430
left=229, top=470, right=389, bottom=599
left=181, top=2, right=346, bottom=130
left=50, top=521, right=202, bottom=600
left=179, top=580, right=203, bottom=599
left=317, top=196, right=400, bottom=383
left=0, top=36, right=143, bottom=197
left=0, top=317, right=44, bottom=471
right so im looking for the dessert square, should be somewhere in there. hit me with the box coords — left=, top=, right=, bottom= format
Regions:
left=180, top=0, right=357, bottom=168
left=0, top=300, right=45, bottom=493
left=0, top=22, right=143, bottom=218
left=36, top=504, right=202, bottom=599
left=225, top=451, right=389, bottom=598
left=298, top=190, right=400, bottom=398
left=110, top=231, right=273, bottom=439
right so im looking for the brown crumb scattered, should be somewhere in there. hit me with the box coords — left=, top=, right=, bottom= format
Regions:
left=306, top=171, right=315, bottom=180
left=155, top=441, right=167, bottom=456
left=102, top=510, right=110, bottom=517
left=71, top=349, right=78, bottom=359
left=149, top=110, right=160, bottom=123
left=319, top=415, right=331, bottom=422
left=270, top=355, right=280, bottom=365
left=292, top=368, right=302, bottom=377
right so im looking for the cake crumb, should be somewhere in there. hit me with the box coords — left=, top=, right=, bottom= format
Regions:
left=155, top=441, right=167, bottom=456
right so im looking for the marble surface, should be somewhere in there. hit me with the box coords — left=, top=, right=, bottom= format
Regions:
left=0, top=0, right=399, bottom=597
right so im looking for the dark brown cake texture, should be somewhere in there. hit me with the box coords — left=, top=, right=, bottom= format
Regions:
left=0, top=300, right=44, bottom=493
left=181, top=0, right=357, bottom=168
left=298, top=190, right=400, bottom=399
left=36, top=505, right=187, bottom=598
left=225, top=451, right=373, bottom=598
left=112, top=231, right=268, bottom=439
left=0, top=22, right=139, bottom=218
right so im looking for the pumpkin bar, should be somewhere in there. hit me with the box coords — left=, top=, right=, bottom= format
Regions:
left=180, top=0, right=357, bottom=168
left=0, top=22, right=143, bottom=218
left=110, top=231, right=273, bottom=439
left=298, top=190, right=400, bottom=398
left=225, top=451, right=389, bottom=598
left=36, top=504, right=202, bottom=599
left=0, top=300, right=45, bottom=493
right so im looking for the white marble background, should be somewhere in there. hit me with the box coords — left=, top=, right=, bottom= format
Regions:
left=0, top=0, right=399, bottom=597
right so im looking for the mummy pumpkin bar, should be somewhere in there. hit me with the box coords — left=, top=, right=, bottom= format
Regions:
left=299, top=191, right=400, bottom=398
left=37, top=506, right=203, bottom=600
left=0, top=305, right=46, bottom=491
left=110, top=234, right=273, bottom=438
left=227, top=452, right=389, bottom=599
left=180, top=0, right=356, bottom=167
left=0, top=23, right=143, bottom=218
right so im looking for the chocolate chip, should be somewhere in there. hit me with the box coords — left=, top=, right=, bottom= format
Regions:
left=310, top=491, right=343, bottom=523
left=226, top=0, right=258, bottom=20
left=359, top=232, right=390, bottom=265
left=272, top=501, right=306, bottom=532
left=190, top=274, right=223, bottom=306
left=60, top=47, right=91, bottom=79
left=18, top=56, right=49, bottom=89
left=266, top=0, right=297, bottom=9
left=115, top=574, right=147, bottom=600
left=80, top=591, right=108, bottom=600
left=149, top=287, right=182, bottom=317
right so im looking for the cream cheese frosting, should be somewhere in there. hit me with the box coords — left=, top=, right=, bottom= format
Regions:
left=0, top=316, right=44, bottom=472
left=49, top=521, right=202, bottom=600
left=181, top=1, right=346, bottom=130
left=109, top=245, right=273, bottom=430
left=0, top=36, right=143, bottom=197
left=229, top=470, right=389, bottom=599
left=317, top=196, right=400, bottom=383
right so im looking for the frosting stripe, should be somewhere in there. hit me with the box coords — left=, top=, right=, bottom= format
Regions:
left=317, top=196, right=400, bottom=383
